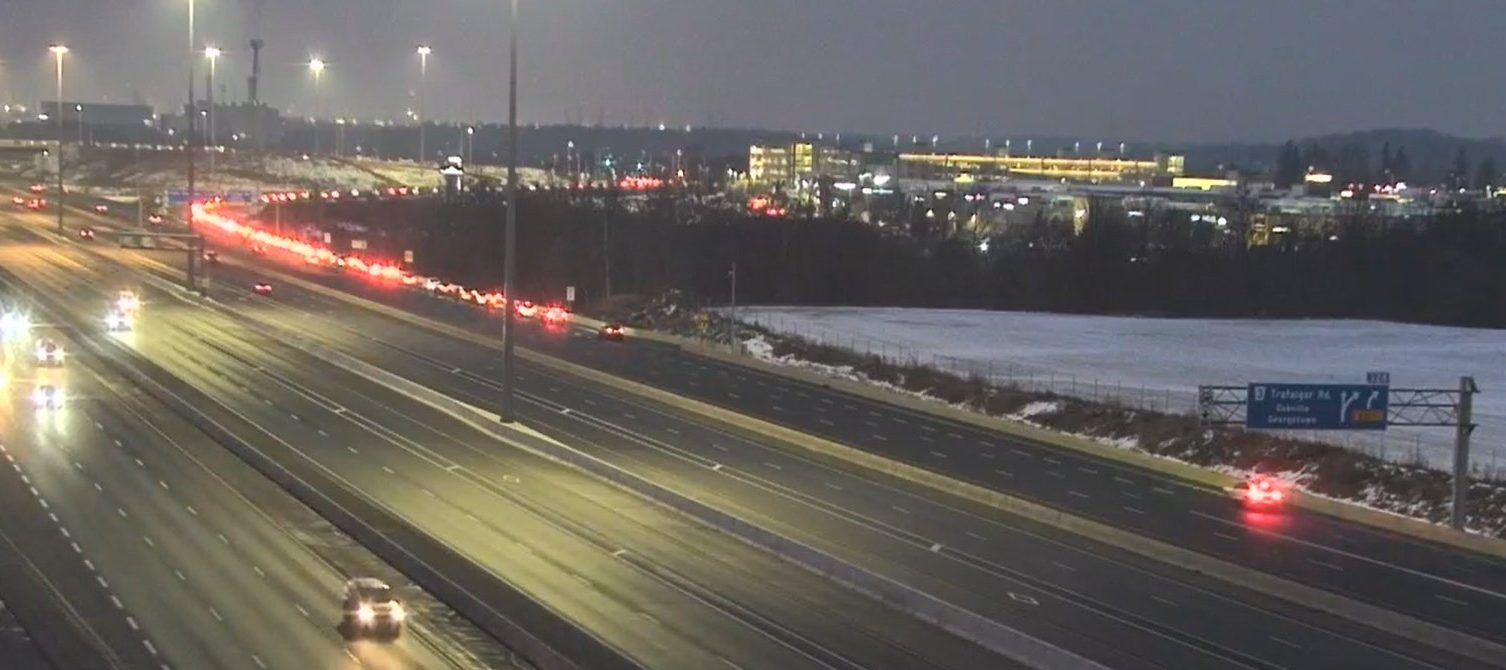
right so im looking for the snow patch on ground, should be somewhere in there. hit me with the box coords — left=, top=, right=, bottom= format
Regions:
left=739, top=306, right=1506, bottom=473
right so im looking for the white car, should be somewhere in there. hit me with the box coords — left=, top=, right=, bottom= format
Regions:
left=116, top=290, right=141, bottom=314
left=340, top=578, right=405, bottom=640
left=34, top=339, right=64, bottom=366
left=0, top=311, right=30, bottom=339
left=105, top=310, right=132, bottom=332
left=31, top=385, right=63, bottom=410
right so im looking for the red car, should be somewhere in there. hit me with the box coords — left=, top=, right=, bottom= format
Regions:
left=25, top=199, right=45, bottom=210
left=1233, top=475, right=1287, bottom=509
left=542, top=306, right=569, bottom=324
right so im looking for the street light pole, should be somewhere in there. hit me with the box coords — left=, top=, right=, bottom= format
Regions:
left=49, top=44, right=67, bottom=235
left=308, top=58, right=325, bottom=155
left=416, top=45, right=430, bottom=163
left=205, top=46, right=220, bottom=173
left=500, top=0, right=520, bottom=422
left=186, top=0, right=197, bottom=234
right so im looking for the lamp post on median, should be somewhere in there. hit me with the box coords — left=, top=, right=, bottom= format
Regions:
left=49, top=44, right=67, bottom=235
left=499, top=0, right=520, bottom=422
left=186, top=0, right=197, bottom=233
left=416, top=45, right=430, bottom=163
left=205, top=46, right=221, bottom=173
left=308, top=57, right=326, bottom=154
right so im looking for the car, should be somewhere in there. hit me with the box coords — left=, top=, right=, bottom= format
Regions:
left=147, top=213, right=165, bottom=225
left=31, top=384, right=64, bottom=410
left=28, top=184, right=46, bottom=194
left=78, top=227, right=95, bottom=241
left=253, top=282, right=273, bottom=296
left=340, top=578, right=405, bottom=640
left=203, top=250, right=220, bottom=265
left=515, top=300, right=538, bottom=318
left=93, top=204, right=109, bottom=214
left=542, top=306, right=569, bottom=324
left=34, top=338, right=64, bottom=366
left=598, top=323, right=626, bottom=342
left=115, top=290, right=141, bottom=314
left=104, top=309, right=132, bottom=332
left=0, top=311, right=31, bottom=339
left=25, top=198, right=45, bottom=210
left=1233, top=475, right=1287, bottom=509
left=250, top=244, right=267, bottom=256
left=10, top=196, right=24, bottom=206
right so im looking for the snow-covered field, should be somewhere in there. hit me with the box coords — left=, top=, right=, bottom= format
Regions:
left=739, top=307, right=1506, bottom=472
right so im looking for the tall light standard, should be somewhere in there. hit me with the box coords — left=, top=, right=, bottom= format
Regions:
left=416, top=45, right=430, bottom=163
left=204, top=46, right=221, bottom=172
left=48, top=44, right=67, bottom=235
left=308, top=58, right=325, bottom=154
left=465, top=126, right=474, bottom=165
left=185, top=0, right=197, bottom=232
left=500, top=0, right=520, bottom=422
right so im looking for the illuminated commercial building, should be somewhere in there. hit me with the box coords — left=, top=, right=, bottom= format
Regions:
left=748, top=142, right=860, bottom=189
left=897, top=151, right=1185, bottom=184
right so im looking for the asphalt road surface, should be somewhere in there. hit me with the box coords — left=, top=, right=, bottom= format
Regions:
left=165, top=225, right=1497, bottom=667
left=16, top=197, right=1506, bottom=669
left=0, top=219, right=1014, bottom=670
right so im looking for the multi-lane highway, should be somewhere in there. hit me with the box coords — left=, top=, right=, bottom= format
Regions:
left=8, top=196, right=1506, bottom=669
left=0, top=209, right=519, bottom=669
left=0, top=214, right=1014, bottom=669
left=89, top=214, right=1506, bottom=667
left=208, top=224, right=1506, bottom=645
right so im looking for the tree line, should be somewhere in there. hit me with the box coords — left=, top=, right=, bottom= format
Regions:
left=289, top=193, right=1506, bottom=329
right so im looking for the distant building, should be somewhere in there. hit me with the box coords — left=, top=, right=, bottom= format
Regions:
left=40, top=101, right=154, bottom=129
left=896, top=151, right=1184, bottom=184
left=209, top=102, right=284, bottom=146
left=748, top=141, right=860, bottom=189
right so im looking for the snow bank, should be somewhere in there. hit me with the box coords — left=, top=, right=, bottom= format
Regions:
left=739, top=306, right=1506, bottom=473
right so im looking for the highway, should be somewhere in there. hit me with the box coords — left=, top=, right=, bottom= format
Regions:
left=0, top=217, right=1014, bottom=670
left=21, top=197, right=1506, bottom=668
left=0, top=307, right=490, bottom=666
left=202, top=230, right=1506, bottom=649
left=114, top=223, right=1502, bottom=667
left=0, top=209, right=522, bottom=669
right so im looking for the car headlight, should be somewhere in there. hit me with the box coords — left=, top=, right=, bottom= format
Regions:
left=390, top=603, right=406, bottom=622
left=356, top=604, right=375, bottom=623
left=31, top=389, right=46, bottom=405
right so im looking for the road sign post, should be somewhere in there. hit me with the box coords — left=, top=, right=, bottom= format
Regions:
left=1452, top=376, right=1478, bottom=529
left=1200, top=377, right=1481, bottom=530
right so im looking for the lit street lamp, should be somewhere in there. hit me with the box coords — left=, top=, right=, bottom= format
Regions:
left=205, top=46, right=221, bottom=172
left=416, top=45, right=430, bottom=163
left=48, top=44, right=67, bottom=234
left=308, top=57, right=326, bottom=154
left=501, top=0, right=520, bottom=422
left=186, top=0, right=197, bottom=232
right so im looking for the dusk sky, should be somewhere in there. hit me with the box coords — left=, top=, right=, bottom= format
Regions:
left=3, top=0, right=1504, bottom=143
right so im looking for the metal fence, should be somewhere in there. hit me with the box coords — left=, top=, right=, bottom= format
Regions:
left=741, top=313, right=1187, bottom=414
left=740, top=313, right=1505, bottom=481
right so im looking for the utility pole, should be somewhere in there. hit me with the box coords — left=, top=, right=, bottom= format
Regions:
left=186, top=0, right=197, bottom=235
left=1451, top=376, right=1479, bottom=529
left=728, top=262, right=738, bottom=353
left=499, top=0, right=520, bottom=422
left=49, top=44, right=67, bottom=236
